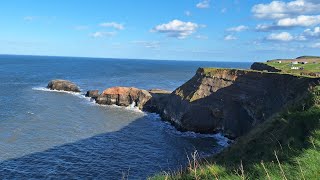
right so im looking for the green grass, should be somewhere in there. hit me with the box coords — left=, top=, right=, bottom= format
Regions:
left=265, top=61, right=320, bottom=76
left=200, top=67, right=317, bottom=79
left=150, top=86, right=320, bottom=180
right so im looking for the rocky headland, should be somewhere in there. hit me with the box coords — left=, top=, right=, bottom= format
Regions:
left=48, top=67, right=320, bottom=138
left=146, top=68, right=320, bottom=137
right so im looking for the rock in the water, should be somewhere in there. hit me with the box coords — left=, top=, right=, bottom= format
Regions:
left=85, top=90, right=99, bottom=99
left=47, top=79, right=80, bottom=92
left=96, top=87, right=152, bottom=109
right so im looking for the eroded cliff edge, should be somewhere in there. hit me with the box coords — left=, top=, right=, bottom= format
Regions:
left=144, top=68, right=320, bottom=138
left=49, top=67, right=320, bottom=138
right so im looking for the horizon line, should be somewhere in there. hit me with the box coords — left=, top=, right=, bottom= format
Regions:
left=0, top=53, right=257, bottom=63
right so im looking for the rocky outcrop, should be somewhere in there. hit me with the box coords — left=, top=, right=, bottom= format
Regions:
left=47, top=69, right=319, bottom=138
left=143, top=89, right=171, bottom=113
left=85, top=90, right=99, bottom=100
left=47, top=80, right=80, bottom=92
left=148, top=89, right=171, bottom=94
left=96, top=87, right=152, bottom=109
left=152, top=68, right=320, bottom=138
left=250, top=62, right=281, bottom=72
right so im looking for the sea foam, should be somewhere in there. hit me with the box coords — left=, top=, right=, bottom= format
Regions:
left=32, top=86, right=230, bottom=147
left=32, top=87, right=144, bottom=113
left=145, top=112, right=231, bottom=148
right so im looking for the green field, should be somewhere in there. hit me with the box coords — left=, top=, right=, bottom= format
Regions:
left=266, top=61, right=320, bottom=76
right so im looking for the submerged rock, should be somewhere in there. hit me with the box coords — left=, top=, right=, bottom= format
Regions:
left=85, top=90, right=99, bottom=99
left=96, top=87, right=152, bottom=109
left=47, top=80, right=80, bottom=92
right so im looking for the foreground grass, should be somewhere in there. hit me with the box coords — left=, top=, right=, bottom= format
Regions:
left=151, top=88, right=320, bottom=179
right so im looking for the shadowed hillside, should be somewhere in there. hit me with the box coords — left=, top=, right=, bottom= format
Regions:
left=152, top=84, right=320, bottom=179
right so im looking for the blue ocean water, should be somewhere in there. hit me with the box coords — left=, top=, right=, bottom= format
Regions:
left=0, top=55, right=251, bottom=179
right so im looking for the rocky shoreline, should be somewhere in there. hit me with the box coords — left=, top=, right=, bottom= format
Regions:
left=48, top=67, right=320, bottom=139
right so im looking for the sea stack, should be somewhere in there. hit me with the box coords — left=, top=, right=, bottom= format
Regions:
left=47, top=79, right=81, bottom=92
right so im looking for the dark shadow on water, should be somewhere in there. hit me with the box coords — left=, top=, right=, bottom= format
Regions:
left=0, top=115, right=220, bottom=179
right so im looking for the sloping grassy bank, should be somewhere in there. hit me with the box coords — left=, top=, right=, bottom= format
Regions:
left=151, top=86, right=320, bottom=179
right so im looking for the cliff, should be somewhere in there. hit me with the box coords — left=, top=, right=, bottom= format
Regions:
left=147, top=68, right=320, bottom=138
left=250, top=62, right=281, bottom=72
left=152, top=79, right=320, bottom=180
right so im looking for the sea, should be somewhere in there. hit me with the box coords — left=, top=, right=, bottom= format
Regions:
left=0, top=55, right=251, bottom=179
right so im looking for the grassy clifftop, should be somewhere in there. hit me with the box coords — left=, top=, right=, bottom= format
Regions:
left=151, top=85, right=320, bottom=179
left=251, top=56, right=320, bottom=77
left=265, top=61, right=320, bottom=75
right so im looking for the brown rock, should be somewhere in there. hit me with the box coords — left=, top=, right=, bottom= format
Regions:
left=96, top=87, right=152, bottom=109
left=85, top=90, right=99, bottom=99
left=47, top=79, right=80, bottom=92
left=148, top=89, right=171, bottom=94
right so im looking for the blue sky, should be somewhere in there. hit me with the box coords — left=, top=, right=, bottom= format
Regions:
left=1, top=0, right=320, bottom=61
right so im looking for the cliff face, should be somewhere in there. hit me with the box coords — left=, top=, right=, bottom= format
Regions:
left=150, top=68, right=320, bottom=137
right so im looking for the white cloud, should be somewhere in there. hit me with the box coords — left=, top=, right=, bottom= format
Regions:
left=152, top=19, right=200, bottom=39
left=90, top=31, right=116, bottom=38
left=255, top=15, right=320, bottom=31
left=196, top=0, right=210, bottom=9
left=195, top=35, right=208, bottom=39
left=227, top=25, right=249, bottom=32
left=74, top=25, right=89, bottom=30
left=185, top=11, right=192, bottom=16
left=23, top=16, right=36, bottom=21
left=221, top=8, right=227, bottom=13
left=224, top=35, right=237, bottom=41
left=311, top=42, right=320, bottom=48
left=266, top=32, right=294, bottom=41
left=265, top=32, right=306, bottom=41
left=277, top=15, right=320, bottom=27
left=252, top=0, right=320, bottom=19
left=132, top=41, right=160, bottom=49
left=255, top=24, right=274, bottom=31
left=99, top=22, right=124, bottom=30
left=304, top=27, right=320, bottom=37
left=296, top=35, right=307, bottom=41
left=255, top=24, right=287, bottom=31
